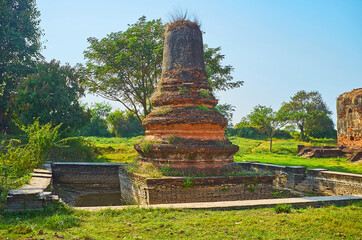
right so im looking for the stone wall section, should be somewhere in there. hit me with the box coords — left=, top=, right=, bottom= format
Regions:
left=240, top=162, right=362, bottom=195
left=52, top=162, right=123, bottom=190
left=298, top=169, right=362, bottom=195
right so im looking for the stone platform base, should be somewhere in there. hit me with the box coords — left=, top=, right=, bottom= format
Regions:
left=119, top=168, right=275, bottom=205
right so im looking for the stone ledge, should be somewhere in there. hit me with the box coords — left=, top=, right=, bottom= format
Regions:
left=75, top=195, right=362, bottom=211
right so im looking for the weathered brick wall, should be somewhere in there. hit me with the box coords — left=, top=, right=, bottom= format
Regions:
left=337, top=88, right=362, bottom=149
left=52, top=162, right=124, bottom=190
left=119, top=170, right=275, bottom=205
left=236, top=162, right=306, bottom=188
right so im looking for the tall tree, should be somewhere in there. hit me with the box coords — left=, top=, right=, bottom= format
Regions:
left=83, top=16, right=243, bottom=122
left=79, top=102, right=113, bottom=137
left=107, top=110, right=144, bottom=137
left=15, top=60, right=89, bottom=130
left=0, top=0, right=43, bottom=133
left=84, top=16, right=164, bottom=122
left=279, top=90, right=333, bottom=140
left=248, top=105, right=285, bottom=151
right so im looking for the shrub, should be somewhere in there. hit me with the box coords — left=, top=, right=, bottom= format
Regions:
left=199, top=89, right=210, bottom=98
left=274, top=204, right=292, bottom=214
left=139, top=141, right=152, bottom=154
left=183, top=178, right=195, bottom=189
left=178, top=87, right=191, bottom=94
left=167, top=135, right=182, bottom=144
left=196, top=105, right=210, bottom=112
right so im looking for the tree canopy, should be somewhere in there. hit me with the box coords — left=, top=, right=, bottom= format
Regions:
left=83, top=16, right=243, bottom=122
left=247, top=105, right=285, bottom=151
left=0, top=0, right=43, bottom=133
left=15, top=60, right=88, bottom=130
left=279, top=90, right=334, bottom=140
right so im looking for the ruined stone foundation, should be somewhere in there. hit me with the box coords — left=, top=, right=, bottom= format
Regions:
left=134, top=20, right=239, bottom=174
left=337, top=88, right=362, bottom=149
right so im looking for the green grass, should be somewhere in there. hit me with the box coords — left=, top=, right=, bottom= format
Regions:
left=229, top=137, right=362, bottom=174
left=1, top=203, right=361, bottom=239
left=81, top=136, right=361, bottom=174
left=83, top=136, right=143, bottom=163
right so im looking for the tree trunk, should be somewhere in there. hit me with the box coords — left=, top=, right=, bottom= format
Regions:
left=269, top=135, right=273, bottom=152
left=300, top=125, right=305, bottom=141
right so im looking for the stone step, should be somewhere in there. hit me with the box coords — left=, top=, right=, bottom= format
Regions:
left=31, top=172, right=52, bottom=178
left=75, top=195, right=362, bottom=211
left=34, top=168, right=52, bottom=174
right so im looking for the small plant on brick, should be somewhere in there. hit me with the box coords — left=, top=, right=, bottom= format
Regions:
left=274, top=204, right=292, bottom=214
left=178, top=87, right=191, bottom=94
left=139, top=141, right=152, bottom=154
left=221, top=187, right=229, bottom=192
left=199, top=89, right=210, bottom=98
left=167, top=135, right=182, bottom=144
left=183, top=178, right=195, bottom=189
left=196, top=105, right=210, bottom=112
left=153, top=107, right=173, bottom=115
left=214, top=107, right=223, bottom=115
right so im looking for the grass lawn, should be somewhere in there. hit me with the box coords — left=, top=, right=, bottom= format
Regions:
left=85, top=136, right=362, bottom=174
left=1, top=203, right=361, bottom=239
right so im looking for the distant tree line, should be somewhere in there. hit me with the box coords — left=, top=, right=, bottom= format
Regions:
left=229, top=90, right=336, bottom=151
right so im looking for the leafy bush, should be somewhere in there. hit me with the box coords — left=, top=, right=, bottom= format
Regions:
left=274, top=204, right=292, bottom=213
left=0, top=120, right=99, bottom=209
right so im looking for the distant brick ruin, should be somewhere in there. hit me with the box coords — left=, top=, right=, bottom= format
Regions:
left=298, top=88, right=362, bottom=162
left=134, top=20, right=239, bottom=173
left=337, top=88, right=362, bottom=149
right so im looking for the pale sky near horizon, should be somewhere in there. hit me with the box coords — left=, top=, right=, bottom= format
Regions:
left=36, top=0, right=362, bottom=125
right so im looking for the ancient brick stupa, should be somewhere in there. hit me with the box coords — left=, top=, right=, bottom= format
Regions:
left=134, top=20, right=239, bottom=174
left=337, top=88, right=362, bottom=149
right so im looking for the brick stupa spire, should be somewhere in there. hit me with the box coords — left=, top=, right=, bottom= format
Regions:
left=134, top=20, right=239, bottom=174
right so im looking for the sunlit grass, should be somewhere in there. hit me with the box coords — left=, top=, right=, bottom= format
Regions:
left=83, top=136, right=361, bottom=174
left=1, top=203, right=361, bottom=239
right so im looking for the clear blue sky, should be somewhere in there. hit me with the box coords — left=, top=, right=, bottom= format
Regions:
left=36, top=0, right=362, bottom=125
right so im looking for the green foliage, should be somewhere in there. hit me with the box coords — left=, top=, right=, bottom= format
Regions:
left=0, top=0, right=43, bottom=133
left=178, top=87, right=191, bottom=94
left=83, top=16, right=164, bottom=121
left=279, top=90, right=334, bottom=140
left=215, top=103, right=236, bottom=128
left=79, top=102, right=113, bottom=137
left=0, top=120, right=64, bottom=208
left=182, top=178, right=195, bottom=189
left=139, top=141, right=152, bottom=154
left=15, top=60, right=89, bottom=130
left=274, top=204, right=292, bottom=214
left=107, top=110, right=144, bottom=137
left=0, top=121, right=100, bottom=209
left=247, top=105, right=286, bottom=151
left=196, top=105, right=210, bottom=112
left=203, top=44, right=243, bottom=91
left=199, top=89, right=210, bottom=98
